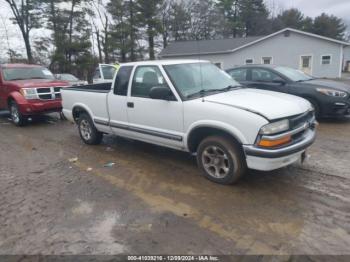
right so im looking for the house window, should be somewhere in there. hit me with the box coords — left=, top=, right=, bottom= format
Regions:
left=245, top=59, right=254, bottom=65
left=262, top=57, right=272, bottom=65
left=321, top=55, right=331, bottom=65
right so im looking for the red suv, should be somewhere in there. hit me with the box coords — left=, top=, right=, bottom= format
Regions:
left=0, top=64, right=69, bottom=126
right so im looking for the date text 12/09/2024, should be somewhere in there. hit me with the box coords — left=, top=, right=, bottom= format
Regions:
left=127, top=255, right=220, bottom=261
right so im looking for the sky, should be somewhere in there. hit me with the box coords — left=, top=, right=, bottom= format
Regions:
left=0, top=0, right=350, bottom=61
left=266, top=0, right=350, bottom=25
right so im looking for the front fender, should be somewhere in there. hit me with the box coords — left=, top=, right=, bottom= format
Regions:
left=185, top=120, right=249, bottom=147
left=8, top=91, right=27, bottom=105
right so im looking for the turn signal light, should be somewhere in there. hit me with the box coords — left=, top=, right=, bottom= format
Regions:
left=258, top=135, right=292, bottom=148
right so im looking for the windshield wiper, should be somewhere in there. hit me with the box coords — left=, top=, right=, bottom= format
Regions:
left=186, top=90, right=216, bottom=99
left=296, top=78, right=315, bottom=83
left=186, top=85, right=241, bottom=99
left=9, top=78, right=26, bottom=81
left=222, top=85, right=242, bottom=91
left=27, top=77, right=48, bottom=80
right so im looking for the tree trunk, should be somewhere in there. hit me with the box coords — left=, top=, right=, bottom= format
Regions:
left=67, top=0, right=76, bottom=67
left=162, top=33, right=168, bottom=48
left=23, top=32, right=33, bottom=63
left=148, top=24, right=155, bottom=60
left=96, top=31, right=103, bottom=63
left=129, top=0, right=136, bottom=61
left=103, top=17, right=110, bottom=63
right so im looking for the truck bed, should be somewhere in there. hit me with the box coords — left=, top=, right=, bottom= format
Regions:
left=63, top=82, right=112, bottom=93
left=61, top=83, right=111, bottom=127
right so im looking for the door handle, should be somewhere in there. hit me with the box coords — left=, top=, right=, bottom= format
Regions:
left=127, top=102, right=134, bottom=108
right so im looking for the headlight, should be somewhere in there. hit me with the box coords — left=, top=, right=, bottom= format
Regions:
left=316, top=88, right=348, bottom=98
left=260, top=119, right=290, bottom=135
left=20, top=88, right=38, bottom=100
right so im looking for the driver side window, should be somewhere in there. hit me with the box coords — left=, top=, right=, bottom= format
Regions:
left=131, top=66, right=169, bottom=98
left=251, top=69, right=283, bottom=82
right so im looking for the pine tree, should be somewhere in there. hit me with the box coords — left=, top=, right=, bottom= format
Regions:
left=313, top=13, right=347, bottom=40
left=272, top=8, right=313, bottom=32
left=239, top=0, right=270, bottom=36
left=136, top=0, right=163, bottom=60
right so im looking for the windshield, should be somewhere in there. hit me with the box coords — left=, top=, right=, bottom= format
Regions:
left=101, top=65, right=117, bottom=80
left=59, top=74, right=78, bottom=81
left=164, top=63, right=240, bottom=99
left=275, top=67, right=313, bottom=82
left=3, top=67, right=55, bottom=81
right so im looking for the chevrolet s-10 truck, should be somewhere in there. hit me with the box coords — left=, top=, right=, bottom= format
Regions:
left=61, top=60, right=317, bottom=185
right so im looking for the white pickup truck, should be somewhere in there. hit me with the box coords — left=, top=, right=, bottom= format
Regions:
left=62, top=60, right=317, bottom=185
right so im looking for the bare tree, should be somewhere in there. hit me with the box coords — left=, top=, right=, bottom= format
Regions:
left=90, top=0, right=112, bottom=63
left=4, top=0, right=41, bottom=63
left=0, top=13, right=12, bottom=60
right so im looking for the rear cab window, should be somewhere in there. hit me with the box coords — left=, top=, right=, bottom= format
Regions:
left=114, top=66, right=133, bottom=96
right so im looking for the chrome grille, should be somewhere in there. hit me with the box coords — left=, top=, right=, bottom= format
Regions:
left=289, top=111, right=315, bottom=129
left=36, top=87, right=62, bottom=100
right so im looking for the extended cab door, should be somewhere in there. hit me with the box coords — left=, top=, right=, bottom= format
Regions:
left=107, top=66, right=134, bottom=137
left=126, top=65, right=184, bottom=149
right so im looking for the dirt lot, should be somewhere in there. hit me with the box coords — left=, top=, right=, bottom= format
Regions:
left=0, top=111, right=350, bottom=256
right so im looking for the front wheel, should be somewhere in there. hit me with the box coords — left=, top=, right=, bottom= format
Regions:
left=197, top=136, right=247, bottom=185
left=78, top=113, right=103, bottom=145
left=10, top=101, right=27, bottom=126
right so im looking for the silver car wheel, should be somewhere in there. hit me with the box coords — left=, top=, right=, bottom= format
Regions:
left=202, top=146, right=231, bottom=179
left=11, top=105, right=20, bottom=124
left=80, top=119, right=92, bottom=141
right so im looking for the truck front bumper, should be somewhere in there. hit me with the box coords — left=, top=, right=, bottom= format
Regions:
left=19, top=100, right=62, bottom=115
left=243, top=128, right=316, bottom=171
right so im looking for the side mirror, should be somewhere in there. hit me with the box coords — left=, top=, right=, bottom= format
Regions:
left=149, top=86, right=173, bottom=101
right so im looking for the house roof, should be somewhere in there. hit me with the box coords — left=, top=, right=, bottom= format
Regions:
left=160, top=28, right=350, bottom=58
left=159, top=36, right=263, bottom=57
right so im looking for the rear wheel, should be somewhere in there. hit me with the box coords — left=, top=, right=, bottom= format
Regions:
left=78, top=113, right=103, bottom=145
left=10, top=101, right=27, bottom=126
left=197, top=136, right=247, bottom=185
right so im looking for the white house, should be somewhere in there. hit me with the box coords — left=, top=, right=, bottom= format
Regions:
left=159, top=28, right=350, bottom=78
left=344, top=46, right=350, bottom=72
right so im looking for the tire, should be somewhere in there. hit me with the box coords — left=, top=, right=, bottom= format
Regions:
left=59, top=111, right=67, bottom=121
left=9, top=101, right=27, bottom=126
left=197, top=136, right=247, bottom=185
left=307, top=98, right=321, bottom=119
left=77, top=113, right=103, bottom=145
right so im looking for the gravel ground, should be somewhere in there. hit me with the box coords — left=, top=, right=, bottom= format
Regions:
left=0, top=111, right=350, bottom=256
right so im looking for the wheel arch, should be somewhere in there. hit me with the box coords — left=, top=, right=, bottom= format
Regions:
left=72, top=104, right=94, bottom=124
left=7, top=91, right=24, bottom=108
left=186, top=124, right=246, bottom=154
left=299, top=95, right=321, bottom=115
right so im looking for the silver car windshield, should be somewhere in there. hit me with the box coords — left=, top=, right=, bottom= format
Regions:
left=164, top=63, right=241, bottom=99
left=275, top=67, right=313, bottom=82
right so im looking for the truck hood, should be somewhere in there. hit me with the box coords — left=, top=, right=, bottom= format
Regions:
left=204, top=89, right=311, bottom=121
left=7, top=79, right=69, bottom=88
left=303, top=79, right=350, bottom=92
